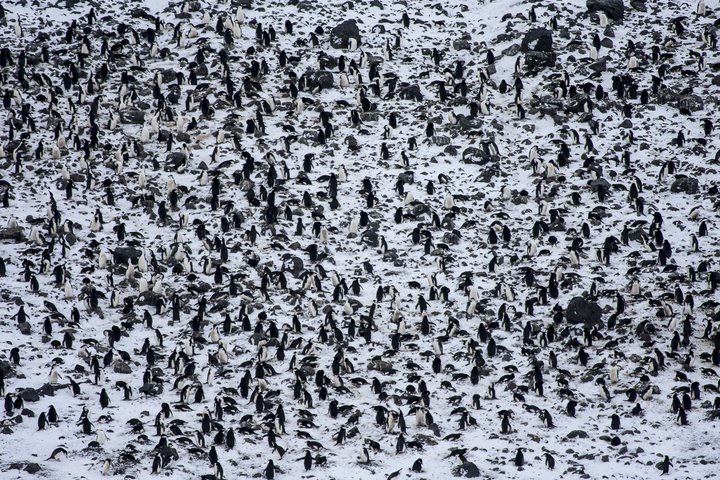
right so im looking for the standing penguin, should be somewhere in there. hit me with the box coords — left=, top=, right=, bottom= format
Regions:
left=660, top=455, right=672, bottom=474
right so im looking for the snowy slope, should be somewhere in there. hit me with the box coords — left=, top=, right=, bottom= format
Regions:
left=0, top=0, right=720, bottom=479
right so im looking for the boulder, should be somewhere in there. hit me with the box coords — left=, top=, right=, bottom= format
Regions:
left=566, top=296, right=602, bottom=328
left=462, top=147, right=492, bottom=165
left=452, top=462, right=480, bottom=477
left=525, top=51, right=556, bottom=69
left=136, top=291, right=162, bottom=307
left=502, top=43, right=521, bottom=57
left=18, top=322, right=32, bottom=335
left=521, top=28, right=553, bottom=53
left=38, top=383, right=56, bottom=397
left=330, top=20, right=361, bottom=49
left=670, top=177, right=700, bottom=194
left=113, top=361, right=133, bottom=374
left=565, top=94, right=591, bottom=114
left=0, top=227, right=25, bottom=242
left=587, top=0, right=625, bottom=20
left=318, top=55, right=338, bottom=70
left=166, top=151, right=188, bottom=170
left=591, top=178, right=611, bottom=192
left=120, top=108, right=145, bottom=124
left=113, top=246, right=142, bottom=265
left=677, top=94, right=704, bottom=112
left=453, top=39, right=471, bottom=51
left=312, top=70, right=334, bottom=89
left=0, top=361, right=12, bottom=378
left=368, top=360, right=395, bottom=373
left=139, top=383, right=163, bottom=396
left=397, top=171, right=415, bottom=184
left=444, top=145, right=458, bottom=156
left=282, top=256, right=305, bottom=278
left=399, top=84, right=423, bottom=101
left=589, top=57, right=607, bottom=73
left=20, top=388, right=40, bottom=402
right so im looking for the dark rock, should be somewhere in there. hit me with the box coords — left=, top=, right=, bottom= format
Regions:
left=0, top=227, right=25, bottom=242
left=312, top=70, right=334, bottom=89
left=502, top=44, right=521, bottom=57
left=113, top=246, right=142, bottom=265
left=478, top=165, right=501, bottom=182
left=368, top=360, right=395, bottom=373
left=330, top=20, right=361, bottom=49
left=462, top=147, right=491, bottom=165
left=521, top=28, right=553, bottom=53
left=525, top=51, right=556, bottom=69
left=138, top=383, right=163, bottom=396
left=566, top=296, right=602, bottom=328
left=24, top=463, right=41, bottom=474
left=120, top=108, right=145, bottom=124
left=18, top=322, right=31, bottom=335
left=433, top=136, right=451, bottom=146
left=166, top=86, right=181, bottom=104
left=670, top=177, right=700, bottom=194
left=587, top=0, right=625, bottom=20
left=630, top=0, right=646, bottom=11
left=453, top=39, right=471, bottom=51
left=192, top=282, right=212, bottom=293
left=678, top=94, right=703, bottom=112
left=0, top=361, right=12, bottom=378
left=136, top=291, right=161, bottom=307
left=38, top=384, right=56, bottom=397
left=166, top=151, right=188, bottom=169
left=361, top=230, right=379, bottom=248
left=444, top=145, right=458, bottom=156
left=318, top=55, right=338, bottom=70
left=565, top=94, right=591, bottom=114
left=361, top=112, right=380, bottom=122
left=567, top=429, right=590, bottom=439
left=589, top=57, right=607, bottom=73
left=456, top=116, right=483, bottom=131
left=409, top=203, right=431, bottom=217
left=399, top=84, right=423, bottom=101
left=397, top=172, right=415, bottom=184
left=282, top=256, right=305, bottom=278
left=114, top=361, right=133, bottom=374
left=452, top=461, right=480, bottom=478
left=20, top=388, right=40, bottom=402
left=591, top=178, right=611, bottom=192
left=443, top=232, right=461, bottom=245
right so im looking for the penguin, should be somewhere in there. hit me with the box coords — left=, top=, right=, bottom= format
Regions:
left=544, top=452, right=555, bottom=470
left=660, top=455, right=672, bottom=474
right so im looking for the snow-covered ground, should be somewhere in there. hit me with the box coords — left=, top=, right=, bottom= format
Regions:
left=1, top=0, right=720, bottom=479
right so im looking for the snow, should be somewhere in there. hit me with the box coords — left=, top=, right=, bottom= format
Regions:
left=0, top=0, right=719, bottom=479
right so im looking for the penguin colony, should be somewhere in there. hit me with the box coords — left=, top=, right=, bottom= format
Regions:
left=0, top=0, right=719, bottom=478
